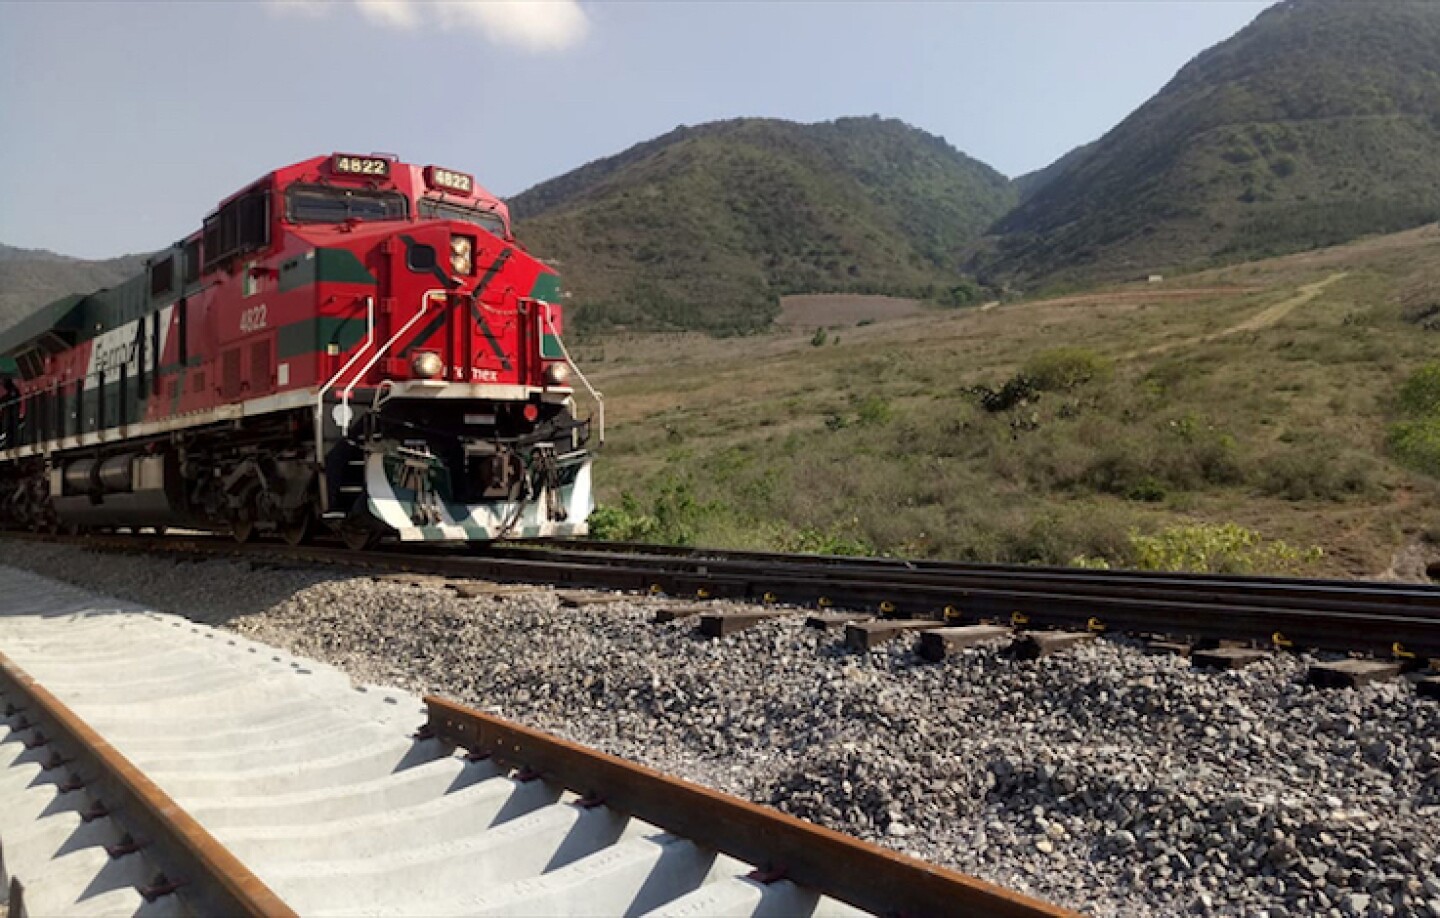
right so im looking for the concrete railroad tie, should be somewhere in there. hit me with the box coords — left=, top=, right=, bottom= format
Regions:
left=0, top=565, right=871, bottom=917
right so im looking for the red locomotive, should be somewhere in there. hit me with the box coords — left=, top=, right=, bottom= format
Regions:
left=0, top=153, right=600, bottom=547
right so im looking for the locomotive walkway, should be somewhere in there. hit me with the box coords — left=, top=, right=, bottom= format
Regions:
left=0, top=565, right=1071, bottom=917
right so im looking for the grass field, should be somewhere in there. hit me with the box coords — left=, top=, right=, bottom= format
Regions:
left=571, top=225, right=1440, bottom=578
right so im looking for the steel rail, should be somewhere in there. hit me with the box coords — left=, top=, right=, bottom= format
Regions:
left=424, top=695, right=1078, bottom=918
left=7, top=531, right=1440, bottom=658
left=484, top=541, right=1440, bottom=610
left=0, top=650, right=296, bottom=918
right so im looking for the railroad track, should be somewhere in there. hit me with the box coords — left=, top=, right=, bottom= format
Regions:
left=8, top=531, right=1440, bottom=668
left=0, top=564, right=1073, bottom=917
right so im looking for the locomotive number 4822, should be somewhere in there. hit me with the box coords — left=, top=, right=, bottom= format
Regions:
left=239, top=304, right=269, bottom=333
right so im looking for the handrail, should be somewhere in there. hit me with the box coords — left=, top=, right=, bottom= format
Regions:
left=337, top=287, right=444, bottom=436
left=539, top=303, right=604, bottom=445
left=313, top=295, right=376, bottom=511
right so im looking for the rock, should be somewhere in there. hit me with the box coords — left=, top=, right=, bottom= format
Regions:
left=4, top=542, right=1438, bottom=918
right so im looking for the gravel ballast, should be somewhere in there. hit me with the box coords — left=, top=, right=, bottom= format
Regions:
left=3, top=542, right=1439, bottom=918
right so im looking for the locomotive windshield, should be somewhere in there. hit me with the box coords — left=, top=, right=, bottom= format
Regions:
left=286, top=185, right=409, bottom=224
left=418, top=198, right=508, bottom=238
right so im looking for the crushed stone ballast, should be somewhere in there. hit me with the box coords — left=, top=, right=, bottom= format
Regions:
left=0, top=565, right=1068, bottom=918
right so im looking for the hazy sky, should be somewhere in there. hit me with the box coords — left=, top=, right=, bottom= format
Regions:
left=0, top=0, right=1272, bottom=259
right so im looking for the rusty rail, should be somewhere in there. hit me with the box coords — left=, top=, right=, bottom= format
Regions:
left=0, top=650, right=295, bottom=918
left=425, top=695, right=1078, bottom=918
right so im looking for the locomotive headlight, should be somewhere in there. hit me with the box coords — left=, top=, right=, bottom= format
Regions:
left=450, top=235, right=474, bottom=275
left=544, top=361, right=571, bottom=386
left=411, top=351, right=444, bottom=380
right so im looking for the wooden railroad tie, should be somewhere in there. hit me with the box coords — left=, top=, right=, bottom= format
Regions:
left=1306, top=659, right=1405, bottom=689
left=844, top=619, right=944, bottom=653
left=916, top=625, right=1012, bottom=662
left=1008, top=630, right=1096, bottom=660
left=1192, top=647, right=1270, bottom=670
left=698, top=611, right=789, bottom=637
left=805, top=612, right=872, bottom=631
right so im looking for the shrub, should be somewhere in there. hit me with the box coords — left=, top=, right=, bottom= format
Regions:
left=1388, top=419, right=1440, bottom=478
left=1397, top=364, right=1440, bottom=418
left=1257, top=445, right=1378, bottom=500
left=1021, top=347, right=1114, bottom=392
left=810, top=328, right=829, bottom=347
left=588, top=494, right=659, bottom=542
left=1127, top=522, right=1323, bottom=574
left=781, top=525, right=874, bottom=557
left=587, top=480, right=721, bottom=546
left=856, top=395, right=892, bottom=426
left=1388, top=364, right=1440, bottom=478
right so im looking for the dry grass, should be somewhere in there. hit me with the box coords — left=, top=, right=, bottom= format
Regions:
left=579, top=225, right=1440, bottom=576
left=777, top=293, right=926, bottom=327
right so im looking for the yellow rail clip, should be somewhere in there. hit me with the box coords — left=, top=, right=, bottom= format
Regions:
left=1086, top=617, right=1106, bottom=633
left=878, top=601, right=896, bottom=615
left=943, top=604, right=961, bottom=622
left=1010, top=611, right=1029, bottom=627
left=649, top=584, right=664, bottom=595
left=696, top=588, right=711, bottom=600
left=1271, top=631, right=1294, bottom=650
left=762, top=591, right=778, bottom=605
left=1393, top=642, right=1417, bottom=660
left=818, top=596, right=833, bottom=609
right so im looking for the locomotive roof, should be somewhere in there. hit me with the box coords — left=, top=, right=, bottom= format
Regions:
left=0, top=153, right=509, bottom=362
left=0, top=294, right=90, bottom=360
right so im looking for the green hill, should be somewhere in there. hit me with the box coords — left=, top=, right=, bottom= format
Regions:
left=981, top=0, right=1440, bottom=285
left=511, top=117, right=1015, bottom=334
left=0, top=244, right=149, bottom=335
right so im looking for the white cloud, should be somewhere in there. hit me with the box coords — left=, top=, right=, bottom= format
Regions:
left=435, top=1, right=590, bottom=52
left=268, top=0, right=590, bottom=51
left=356, top=0, right=421, bottom=30
left=267, top=0, right=333, bottom=19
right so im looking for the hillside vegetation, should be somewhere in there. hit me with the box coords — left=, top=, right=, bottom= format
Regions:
left=512, top=117, right=1015, bottom=334
left=0, top=244, right=148, bottom=333
left=577, top=225, right=1440, bottom=578
left=981, top=0, right=1440, bottom=286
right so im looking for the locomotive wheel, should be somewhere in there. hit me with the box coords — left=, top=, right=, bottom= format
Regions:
left=281, top=513, right=314, bottom=547
left=340, top=523, right=381, bottom=552
left=231, top=519, right=258, bottom=544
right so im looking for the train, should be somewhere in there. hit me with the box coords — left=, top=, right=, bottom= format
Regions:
left=0, top=153, right=600, bottom=548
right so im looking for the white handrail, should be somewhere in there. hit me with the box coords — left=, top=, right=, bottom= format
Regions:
left=314, top=295, right=375, bottom=512
left=339, top=288, right=444, bottom=414
left=540, top=303, right=604, bottom=445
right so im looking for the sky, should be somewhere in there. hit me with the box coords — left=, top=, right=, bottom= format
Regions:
left=0, top=0, right=1273, bottom=259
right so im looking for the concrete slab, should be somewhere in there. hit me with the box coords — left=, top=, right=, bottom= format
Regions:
left=0, top=564, right=877, bottom=918
left=1307, top=659, right=1405, bottom=689
left=916, top=625, right=1011, bottom=662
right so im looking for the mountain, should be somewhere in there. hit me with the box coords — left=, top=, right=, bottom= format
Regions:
left=981, top=0, right=1440, bottom=284
left=1012, top=142, right=1096, bottom=202
left=0, top=244, right=149, bottom=333
left=511, top=117, right=1016, bottom=333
